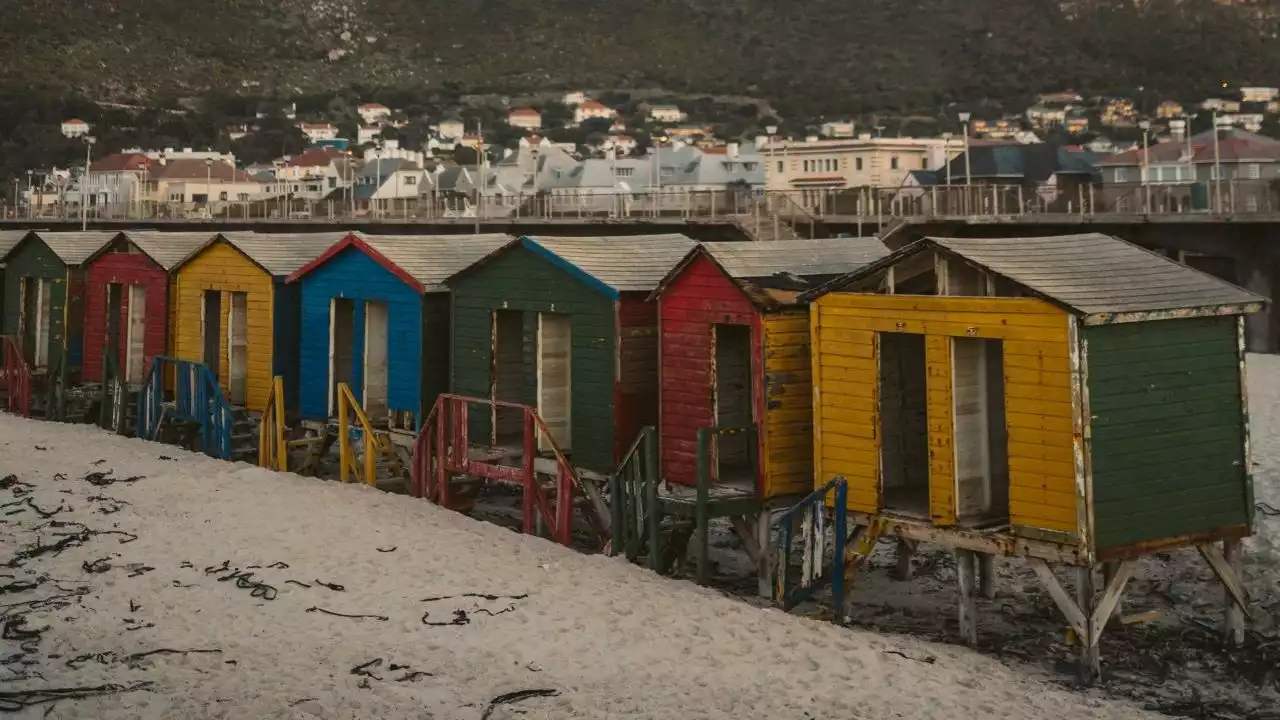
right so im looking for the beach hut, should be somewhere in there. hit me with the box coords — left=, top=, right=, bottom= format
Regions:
left=650, top=238, right=889, bottom=499
left=285, top=232, right=511, bottom=430
left=169, top=232, right=343, bottom=413
left=801, top=233, right=1265, bottom=677
left=0, top=231, right=26, bottom=327
left=0, top=231, right=115, bottom=418
left=444, top=234, right=696, bottom=474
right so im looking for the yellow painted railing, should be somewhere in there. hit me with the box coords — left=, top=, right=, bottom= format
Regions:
left=337, top=382, right=385, bottom=486
left=257, top=376, right=288, bottom=471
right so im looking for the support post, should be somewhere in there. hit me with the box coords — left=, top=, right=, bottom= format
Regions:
left=1223, top=538, right=1245, bottom=646
left=894, top=538, right=916, bottom=581
left=1102, top=563, right=1124, bottom=622
left=978, top=553, right=996, bottom=599
left=956, top=549, right=978, bottom=646
left=1077, top=566, right=1100, bottom=684
left=695, top=428, right=711, bottom=585
left=756, top=508, right=773, bottom=598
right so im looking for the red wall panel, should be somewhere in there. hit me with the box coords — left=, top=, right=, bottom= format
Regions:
left=82, top=252, right=168, bottom=384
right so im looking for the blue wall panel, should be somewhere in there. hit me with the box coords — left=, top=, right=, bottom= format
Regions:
left=296, top=246, right=422, bottom=419
left=272, top=280, right=303, bottom=410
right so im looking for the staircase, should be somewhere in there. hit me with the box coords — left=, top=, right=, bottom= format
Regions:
left=728, top=211, right=805, bottom=242
left=335, top=382, right=408, bottom=490
left=772, top=475, right=851, bottom=623
left=412, top=394, right=609, bottom=549
left=140, top=356, right=235, bottom=460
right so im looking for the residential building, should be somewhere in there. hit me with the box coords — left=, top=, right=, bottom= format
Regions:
left=352, top=158, right=425, bottom=213
left=358, top=124, right=384, bottom=146
left=143, top=158, right=265, bottom=207
left=764, top=135, right=954, bottom=197
left=1157, top=101, right=1186, bottom=119
left=298, top=122, right=339, bottom=143
left=1099, top=98, right=1136, bottom=126
left=275, top=148, right=344, bottom=186
left=1202, top=98, right=1243, bottom=113
left=84, top=152, right=152, bottom=213
left=507, top=107, right=542, bottom=130
left=256, top=101, right=297, bottom=120
left=364, top=139, right=425, bottom=168
left=820, top=121, right=857, bottom=138
left=648, top=105, right=686, bottom=124
left=971, top=118, right=1020, bottom=140
left=563, top=91, right=588, bottom=106
left=609, top=119, right=628, bottom=133
left=574, top=100, right=616, bottom=124
left=437, top=119, right=465, bottom=141
left=1240, top=87, right=1279, bottom=103
left=666, top=124, right=713, bottom=142
left=1269, top=100, right=1280, bottom=115
left=599, top=134, right=638, bottom=155
left=1025, top=104, right=1067, bottom=129
left=1037, top=91, right=1084, bottom=107
left=226, top=124, right=250, bottom=141
left=1066, top=116, right=1091, bottom=135
left=358, top=102, right=392, bottom=125
left=1220, top=113, right=1265, bottom=132
left=931, top=143, right=1104, bottom=213
left=127, top=147, right=236, bottom=166
left=61, top=119, right=90, bottom=138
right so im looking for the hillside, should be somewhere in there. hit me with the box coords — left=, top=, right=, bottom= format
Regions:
left=0, top=0, right=1277, bottom=115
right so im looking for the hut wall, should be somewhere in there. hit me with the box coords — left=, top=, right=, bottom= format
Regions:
left=616, top=295, right=660, bottom=463
left=761, top=309, right=813, bottom=498
left=82, top=251, right=168, bottom=384
left=657, top=254, right=758, bottom=486
left=296, top=247, right=422, bottom=419
left=2, top=240, right=74, bottom=373
left=812, top=293, right=1079, bottom=534
left=172, top=242, right=275, bottom=412
left=1085, top=315, right=1252, bottom=550
left=450, top=246, right=618, bottom=473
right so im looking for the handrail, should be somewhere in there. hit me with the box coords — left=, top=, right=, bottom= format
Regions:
left=1, top=335, right=32, bottom=417
left=141, top=356, right=233, bottom=459
left=258, top=376, right=288, bottom=471
left=691, top=424, right=759, bottom=584
left=608, top=426, right=659, bottom=565
left=772, top=475, right=849, bottom=623
left=337, top=382, right=386, bottom=485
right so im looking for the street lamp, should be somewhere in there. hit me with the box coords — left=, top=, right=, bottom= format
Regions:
left=25, top=170, right=33, bottom=219
left=941, top=132, right=953, bottom=186
left=765, top=124, right=778, bottom=198
left=874, top=125, right=885, bottom=139
left=1213, top=110, right=1224, bottom=213
left=205, top=157, right=213, bottom=217
left=1139, top=120, right=1151, bottom=214
left=374, top=143, right=383, bottom=221
left=958, top=113, right=972, bottom=187
left=81, top=136, right=96, bottom=231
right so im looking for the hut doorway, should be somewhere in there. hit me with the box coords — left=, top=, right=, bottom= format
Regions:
left=491, top=310, right=525, bottom=447
left=201, top=290, right=222, bottom=378
left=712, top=324, right=753, bottom=484
left=104, top=284, right=122, bottom=382
left=879, top=332, right=930, bottom=515
left=228, top=292, right=248, bottom=406
left=363, top=300, right=389, bottom=422
left=536, top=313, right=572, bottom=452
left=328, top=298, right=356, bottom=416
left=124, top=285, right=147, bottom=385
left=20, top=277, right=52, bottom=369
left=952, top=337, right=1010, bottom=527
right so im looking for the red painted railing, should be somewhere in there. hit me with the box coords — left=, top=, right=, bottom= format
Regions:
left=1, top=335, right=32, bottom=417
left=412, top=394, right=580, bottom=547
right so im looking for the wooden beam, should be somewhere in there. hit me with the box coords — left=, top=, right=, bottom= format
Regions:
left=1077, top=566, right=1100, bottom=684
left=1090, top=560, right=1134, bottom=647
left=894, top=538, right=917, bottom=581
left=956, top=549, right=978, bottom=646
left=1197, top=542, right=1252, bottom=621
left=1028, top=558, right=1087, bottom=640
left=729, top=514, right=764, bottom=566
left=978, top=553, right=996, bottom=599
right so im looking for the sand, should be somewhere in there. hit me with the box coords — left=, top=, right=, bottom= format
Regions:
left=0, top=419, right=1157, bottom=718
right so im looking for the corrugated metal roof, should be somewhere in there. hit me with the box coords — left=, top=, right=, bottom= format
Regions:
left=0, top=230, right=27, bottom=262
left=357, top=233, right=514, bottom=292
left=122, top=231, right=219, bottom=271
left=528, top=234, right=697, bottom=292
left=220, top=232, right=348, bottom=276
left=28, top=231, right=117, bottom=266
left=702, top=238, right=889, bottom=280
left=929, top=234, right=1265, bottom=316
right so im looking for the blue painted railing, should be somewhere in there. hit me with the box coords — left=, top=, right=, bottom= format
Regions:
left=140, top=356, right=233, bottom=460
left=773, top=475, right=849, bottom=624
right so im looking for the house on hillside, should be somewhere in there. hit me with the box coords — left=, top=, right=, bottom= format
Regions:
left=85, top=153, right=152, bottom=215
left=298, top=122, right=339, bottom=143
left=353, top=159, right=424, bottom=215
left=146, top=159, right=265, bottom=209
left=574, top=100, right=616, bottom=124
left=648, top=105, right=686, bottom=124
left=61, top=119, right=90, bottom=139
left=936, top=143, right=1104, bottom=212
left=507, top=108, right=542, bottom=130
left=358, top=103, right=392, bottom=125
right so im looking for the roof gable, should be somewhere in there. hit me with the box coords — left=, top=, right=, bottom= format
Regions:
left=0, top=230, right=27, bottom=262
left=217, top=232, right=347, bottom=277
left=20, top=231, right=116, bottom=267
left=83, top=231, right=216, bottom=271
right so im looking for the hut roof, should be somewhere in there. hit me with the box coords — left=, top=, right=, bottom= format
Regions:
left=286, top=233, right=513, bottom=292
left=23, top=231, right=117, bottom=266
left=214, top=232, right=348, bottom=277
left=0, top=231, right=27, bottom=262
left=804, top=233, right=1266, bottom=323
left=97, top=231, right=217, bottom=271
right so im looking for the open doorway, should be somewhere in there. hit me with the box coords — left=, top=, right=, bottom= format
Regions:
left=328, top=297, right=355, bottom=416
left=491, top=310, right=525, bottom=447
left=712, top=324, right=754, bottom=484
left=125, top=285, right=146, bottom=385
left=21, top=277, right=52, bottom=369
left=879, top=332, right=930, bottom=515
left=363, top=300, right=389, bottom=422
left=104, top=284, right=122, bottom=380
left=952, top=337, right=1010, bottom=527
left=537, top=313, right=571, bottom=452
left=228, top=292, right=248, bottom=406
left=201, top=290, right=222, bottom=378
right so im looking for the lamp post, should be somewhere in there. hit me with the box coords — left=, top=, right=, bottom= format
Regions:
left=374, top=144, right=383, bottom=222
left=941, top=132, right=953, bottom=186
left=765, top=124, right=778, bottom=209
left=1139, top=120, right=1151, bottom=214
left=1213, top=110, right=1224, bottom=213
left=958, top=112, right=972, bottom=186
left=81, top=136, right=95, bottom=231
left=205, top=157, right=213, bottom=217
left=25, top=170, right=33, bottom=219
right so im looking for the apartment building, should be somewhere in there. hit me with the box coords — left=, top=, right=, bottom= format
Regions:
left=763, top=135, right=954, bottom=205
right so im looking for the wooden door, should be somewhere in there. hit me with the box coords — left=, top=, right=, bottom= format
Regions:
left=228, top=292, right=248, bottom=405
left=536, top=313, right=571, bottom=452
left=201, top=290, right=222, bottom=378
left=363, top=300, right=389, bottom=422
left=328, top=298, right=355, bottom=416
left=125, top=285, right=146, bottom=385
left=33, top=278, right=51, bottom=369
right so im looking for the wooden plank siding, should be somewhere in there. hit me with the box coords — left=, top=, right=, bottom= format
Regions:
left=616, top=296, right=660, bottom=464
left=812, top=293, right=1079, bottom=535
left=1, top=238, right=77, bottom=375
left=295, top=246, right=424, bottom=420
left=761, top=310, right=813, bottom=498
left=171, top=241, right=276, bottom=412
left=1085, top=316, right=1252, bottom=550
left=450, top=245, right=618, bottom=473
left=82, top=245, right=169, bottom=385
left=657, top=254, right=759, bottom=488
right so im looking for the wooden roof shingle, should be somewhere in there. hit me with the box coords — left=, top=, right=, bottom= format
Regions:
left=524, top=234, right=697, bottom=294
left=357, top=234, right=513, bottom=292
left=26, top=231, right=117, bottom=266
left=118, top=231, right=219, bottom=271
left=217, top=232, right=348, bottom=277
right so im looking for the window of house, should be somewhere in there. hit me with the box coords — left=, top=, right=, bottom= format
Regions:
left=1246, top=163, right=1261, bottom=180
left=803, top=160, right=810, bottom=172
left=1247, top=195, right=1260, bottom=211
left=891, top=156, right=900, bottom=170
left=613, top=167, right=634, bottom=177
left=921, top=158, right=929, bottom=169
left=236, top=193, right=249, bottom=202
left=856, top=157, right=864, bottom=171
left=404, top=175, right=417, bottom=185
left=219, top=191, right=228, bottom=201
left=776, top=161, right=783, bottom=174
left=660, top=167, right=674, bottom=178
left=169, top=192, right=184, bottom=202
left=1211, top=165, right=1224, bottom=180
left=744, top=162, right=757, bottom=171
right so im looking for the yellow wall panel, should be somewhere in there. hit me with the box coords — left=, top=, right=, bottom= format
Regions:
left=812, top=303, right=879, bottom=512
left=761, top=311, right=815, bottom=498
left=925, top=335, right=956, bottom=525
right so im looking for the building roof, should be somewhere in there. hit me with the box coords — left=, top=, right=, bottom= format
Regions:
left=63, top=118, right=88, bottom=126
left=286, top=233, right=512, bottom=292
left=90, top=153, right=152, bottom=173
left=940, top=144, right=1104, bottom=182
left=150, top=159, right=260, bottom=183
left=286, top=148, right=341, bottom=168
left=23, top=231, right=116, bottom=266
left=509, top=108, right=540, bottom=116
left=1097, top=128, right=1280, bottom=166
left=805, top=234, right=1265, bottom=323
left=0, top=230, right=28, bottom=262
left=359, top=103, right=388, bottom=110
left=112, top=231, right=219, bottom=271
left=208, top=232, right=348, bottom=277
left=579, top=100, right=608, bottom=110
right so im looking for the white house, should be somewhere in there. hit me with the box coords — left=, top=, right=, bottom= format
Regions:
left=437, top=119, right=465, bottom=141
left=358, top=102, right=392, bottom=125
left=820, top=121, right=856, bottom=138
left=1240, top=87, right=1280, bottom=103
left=61, top=119, right=90, bottom=139
left=574, top=100, right=616, bottom=124
left=358, top=124, right=385, bottom=146
left=1220, top=113, right=1266, bottom=132
left=563, top=91, right=588, bottom=106
left=297, top=122, right=339, bottom=143
left=600, top=134, right=638, bottom=155
left=648, top=105, right=686, bottom=124
left=507, top=108, right=542, bottom=130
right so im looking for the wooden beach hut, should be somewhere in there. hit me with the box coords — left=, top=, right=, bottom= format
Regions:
left=285, top=232, right=511, bottom=429
left=0, top=231, right=115, bottom=418
left=170, top=232, right=342, bottom=413
left=801, top=233, right=1265, bottom=677
left=0, top=231, right=26, bottom=328
left=444, top=234, right=696, bottom=474
left=650, top=238, right=889, bottom=499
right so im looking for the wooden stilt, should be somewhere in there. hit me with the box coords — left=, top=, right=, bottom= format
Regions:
left=1102, top=563, right=1124, bottom=622
left=1076, top=566, right=1100, bottom=684
left=978, top=552, right=996, bottom=599
left=956, top=549, right=978, bottom=646
left=752, top=510, right=774, bottom=599
left=1204, top=539, right=1248, bottom=646
left=894, top=538, right=916, bottom=581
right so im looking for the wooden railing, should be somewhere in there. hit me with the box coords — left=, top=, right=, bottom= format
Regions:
left=141, top=356, right=233, bottom=459
left=773, top=475, right=849, bottom=624
left=1, top=335, right=32, bottom=417
left=692, top=424, right=758, bottom=584
left=336, top=382, right=387, bottom=486
left=608, top=426, right=659, bottom=564
left=258, top=376, right=288, bottom=472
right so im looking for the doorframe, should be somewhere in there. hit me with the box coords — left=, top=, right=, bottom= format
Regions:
left=124, top=284, right=146, bottom=385
left=327, top=297, right=337, bottom=417
left=226, top=292, right=248, bottom=405
left=362, top=299, right=389, bottom=419
left=535, top=312, right=572, bottom=452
